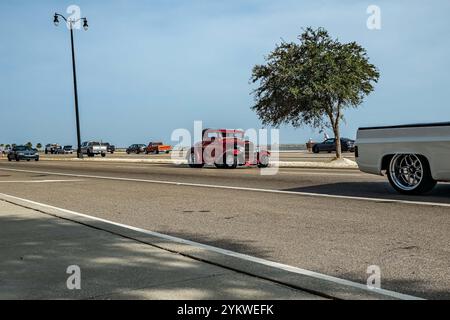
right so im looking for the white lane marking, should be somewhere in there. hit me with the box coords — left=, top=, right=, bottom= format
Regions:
left=0, top=179, right=83, bottom=183
left=0, top=192, right=422, bottom=300
left=0, top=167, right=449, bottom=208
left=280, top=171, right=366, bottom=177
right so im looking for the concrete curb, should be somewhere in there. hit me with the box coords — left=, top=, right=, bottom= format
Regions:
left=5, top=157, right=359, bottom=169
left=0, top=193, right=421, bottom=300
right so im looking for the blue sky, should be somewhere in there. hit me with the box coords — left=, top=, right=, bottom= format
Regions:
left=1, top=0, right=449, bottom=146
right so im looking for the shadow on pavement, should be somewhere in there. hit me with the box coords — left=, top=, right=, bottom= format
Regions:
left=283, top=182, right=450, bottom=204
left=0, top=211, right=310, bottom=300
left=337, top=271, right=449, bottom=300
left=152, top=229, right=275, bottom=260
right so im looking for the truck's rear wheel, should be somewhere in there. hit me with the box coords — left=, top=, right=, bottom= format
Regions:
left=387, top=154, right=436, bottom=195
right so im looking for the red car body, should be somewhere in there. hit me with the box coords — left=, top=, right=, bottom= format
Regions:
left=188, top=129, right=270, bottom=168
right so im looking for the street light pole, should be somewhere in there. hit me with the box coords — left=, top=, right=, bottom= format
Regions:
left=54, top=13, right=88, bottom=159
left=69, top=25, right=83, bottom=159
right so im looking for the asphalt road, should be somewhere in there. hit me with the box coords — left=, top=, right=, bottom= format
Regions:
left=38, top=150, right=356, bottom=162
left=0, top=160, right=449, bottom=299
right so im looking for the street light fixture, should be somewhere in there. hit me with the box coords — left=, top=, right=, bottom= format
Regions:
left=53, top=12, right=88, bottom=159
left=82, top=18, right=89, bottom=31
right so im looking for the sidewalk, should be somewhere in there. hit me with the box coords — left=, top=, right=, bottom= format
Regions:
left=19, top=156, right=359, bottom=169
left=0, top=199, right=321, bottom=300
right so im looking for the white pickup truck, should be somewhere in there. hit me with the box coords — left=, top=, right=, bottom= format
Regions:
left=80, top=141, right=107, bottom=158
left=355, top=122, right=450, bottom=194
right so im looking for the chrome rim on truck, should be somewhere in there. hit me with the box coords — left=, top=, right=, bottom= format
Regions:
left=389, top=154, right=423, bottom=191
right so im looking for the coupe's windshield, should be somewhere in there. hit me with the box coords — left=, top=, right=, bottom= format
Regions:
left=225, top=132, right=244, bottom=138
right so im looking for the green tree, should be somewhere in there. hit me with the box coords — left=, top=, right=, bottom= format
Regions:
left=5, top=144, right=10, bottom=148
left=26, top=142, right=33, bottom=149
left=36, top=143, right=42, bottom=150
left=251, top=27, right=380, bottom=159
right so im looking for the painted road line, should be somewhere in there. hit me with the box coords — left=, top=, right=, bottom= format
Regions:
left=0, top=167, right=449, bottom=208
left=0, top=192, right=422, bottom=300
left=0, top=179, right=84, bottom=183
left=279, top=170, right=367, bottom=177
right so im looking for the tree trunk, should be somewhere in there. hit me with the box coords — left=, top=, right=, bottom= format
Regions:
left=333, top=123, right=342, bottom=159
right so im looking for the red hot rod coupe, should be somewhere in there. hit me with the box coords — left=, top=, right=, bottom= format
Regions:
left=187, top=129, right=270, bottom=169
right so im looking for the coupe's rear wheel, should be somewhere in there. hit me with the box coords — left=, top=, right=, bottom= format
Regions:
left=313, top=146, right=319, bottom=154
left=188, top=152, right=204, bottom=168
left=387, top=154, right=436, bottom=195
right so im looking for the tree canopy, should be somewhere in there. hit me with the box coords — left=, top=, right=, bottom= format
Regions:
left=251, top=27, right=380, bottom=158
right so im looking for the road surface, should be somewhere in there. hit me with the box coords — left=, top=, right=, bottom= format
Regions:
left=0, top=160, right=448, bottom=299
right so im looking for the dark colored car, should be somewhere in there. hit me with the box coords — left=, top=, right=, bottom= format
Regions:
left=103, top=142, right=115, bottom=154
left=312, top=138, right=355, bottom=153
left=126, top=144, right=146, bottom=154
left=7, top=145, right=39, bottom=162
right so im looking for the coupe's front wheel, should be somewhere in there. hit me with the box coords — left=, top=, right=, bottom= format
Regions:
left=387, top=154, right=436, bottom=195
left=222, top=154, right=237, bottom=169
left=258, top=154, right=270, bottom=168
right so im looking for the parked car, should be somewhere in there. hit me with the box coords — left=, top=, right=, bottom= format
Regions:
left=355, top=122, right=450, bottom=194
left=126, top=144, right=146, bottom=154
left=188, top=128, right=270, bottom=169
left=145, top=142, right=172, bottom=154
left=53, top=146, right=64, bottom=154
left=63, top=145, right=74, bottom=154
left=103, top=143, right=115, bottom=154
left=80, top=141, right=107, bottom=157
left=7, top=145, right=39, bottom=162
left=45, top=143, right=60, bottom=154
left=312, top=138, right=355, bottom=153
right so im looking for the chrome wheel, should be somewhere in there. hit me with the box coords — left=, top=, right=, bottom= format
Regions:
left=389, top=154, right=423, bottom=191
left=225, top=154, right=235, bottom=166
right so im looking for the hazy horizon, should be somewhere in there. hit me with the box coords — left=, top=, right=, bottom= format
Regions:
left=1, top=0, right=449, bottom=147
